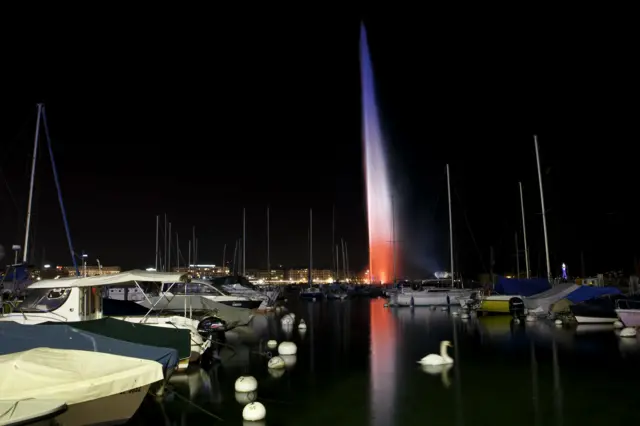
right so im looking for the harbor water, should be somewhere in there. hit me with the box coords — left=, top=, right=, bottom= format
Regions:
left=130, top=298, right=640, bottom=425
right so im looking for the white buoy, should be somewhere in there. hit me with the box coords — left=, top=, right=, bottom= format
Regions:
left=242, top=402, right=266, bottom=421
left=526, top=315, right=536, bottom=322
left=620, top=327, right=637, bottom=337
left=235, top=391, right=257, bottom=405
left=298, top=319, right=307, bottom=330
left=267, top=356, right=285, bottom=369
left=281, top=314, right=294, bottom=325
left=461, top=313, right=470, bottom=319
left=290, top=313, right=296, bottom=321
left=514, top=318, right=521, bottom=324
left=452, top=311, right=460, bottom=316
left=281, top=354, right=297, bottom=369
left=235, top=376, right=258, bottom=393
left=614, top=320, right=624, bottom=329
left=267, top=340, right=278, bottom=349
left=555, top=319, right=563, bottom=326
left=278, top=341, right=297, bottom=355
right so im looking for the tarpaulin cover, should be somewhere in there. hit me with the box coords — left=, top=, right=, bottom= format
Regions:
left=42, top=317, right=190, bottom=361
left=0, top=321, right=178, bottom=372
left=494, top=276, right=551, bottom=297
left=565, top=286, right=621, bottom=304
left=0, top=348, right=163, bottom=404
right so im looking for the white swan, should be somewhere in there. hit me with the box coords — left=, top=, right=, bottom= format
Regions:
left=418, top=340, right=453, bottom=365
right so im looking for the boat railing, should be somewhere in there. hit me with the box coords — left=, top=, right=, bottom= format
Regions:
left=615, top=299, right=640, bottom=310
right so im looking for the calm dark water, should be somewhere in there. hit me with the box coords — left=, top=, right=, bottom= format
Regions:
left=130, top=298, right=640, bottom=425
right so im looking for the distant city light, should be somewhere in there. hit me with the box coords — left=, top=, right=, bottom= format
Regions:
left=44, top=264, right=50, bottom=268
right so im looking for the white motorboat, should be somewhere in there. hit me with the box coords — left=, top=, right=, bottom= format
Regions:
left=145, top=280, right=263, bottom=310
left=0, top=270, right=208, bottom=368
left=0, top=347, right=164, bottom=426
left=0, top=399, right=67, bottom=426
left=395, top=288, right=471, bottom=306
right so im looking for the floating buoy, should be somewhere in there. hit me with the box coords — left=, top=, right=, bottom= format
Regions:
left=555, top=319, right=563, bottom=326
left=620, top=327, right=637, bottom=337
left=452, top=311, right=460, bottom=316
left=242, top=402, right=266, bottom=421
left=235, top=391, right=257, bottom=405
left=298, top=319, right=307, bottom=330
left=514, top=318, right=521, bottom=324
left=235, top=376, right=258, bottom=393
left=267, top=340, right=278, bottom=349
left=267, top=356, right=285, bottom=369
left=281, top=354, right=297, bottom=369
left=526, top=315, right=536, bottom=322
left=275, top=307, right=283, bottom=314
left=461, top=312, right=470, bottom=319
left=278, top=341, right=297, bottom=355
left=614, top=320, right=624, bottom=329
left=281, top=314, right=294, bottom=325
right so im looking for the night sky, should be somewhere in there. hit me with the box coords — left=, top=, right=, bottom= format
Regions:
left=1, top=9, right=637, bottom=278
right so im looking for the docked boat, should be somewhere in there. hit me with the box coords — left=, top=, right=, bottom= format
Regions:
left=394, top=288, right=471, bottom=306
left=524, top=283, right=580, bottom=316
left=0, top=399, right=67, bottom=426
left=565, top=287, right=625, bottom=323
left=0, top=270, right=210, bottom=366
left=476, top=294, right=525, bottom=315
left=150, top=279, right=263, bottom=309
left=300, top=287, right=324, bottom=300
left=0, top=321, right=180, bottom=378
left=0, top=347, right=164, bottom=426
left=210, top=276, right=280, bottom=309
left=615, top=299, right=640, bottom=327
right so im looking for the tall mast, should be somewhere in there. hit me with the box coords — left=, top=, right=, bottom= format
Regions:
left=23, top=103, right=43, bottom=263
left=222, top=244, right=226, bottom=276
left=341, top=238, right=347, bottom=282
left=176, top=233, right=179, bottom=269
left=519, top=182, right=530, bottom=278
left=392, top=194, right=396, bottom=284
left=242, top=208, right=246, bottom=276
left=446, top=164, right=454, bottom=288
left=168, top=222, right=172, bottom=272
left=515, top=232, right=520, bottom=278
left=188, top=240, right=191, bottom=269
left=335, top=244, right=340, bottom=282
left=345, top=241, right=350, bottom=280
left=267, top=207, right=270, bottom=281
left=534, top=135, right=551, bottom=280
left=332, top=205, right=335, bottom=279
left=163, top=214, right=167, bottom=272
left=232, top=239, right=238, bottom=275
left=192, top=227, right=196, bottom=267
left=309, top=208, right=313, bottom=286
left=155, top=216, right=159, bottom=270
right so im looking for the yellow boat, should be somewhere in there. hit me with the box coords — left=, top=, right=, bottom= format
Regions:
left=476, top=295, right=524, bottom=315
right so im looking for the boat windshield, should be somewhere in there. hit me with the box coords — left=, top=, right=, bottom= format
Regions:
left=19, top=287, right=72, bottom=312
left=165, top=282, right=229, bottom=296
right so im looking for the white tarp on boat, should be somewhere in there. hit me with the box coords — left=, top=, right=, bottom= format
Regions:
left=0, top=399, right=67, bottom=425
left=524, top=283, right=580, bottom=315
left=0, top=348, right=163, bottom=404
left=29, top=270, right=189, bottom=289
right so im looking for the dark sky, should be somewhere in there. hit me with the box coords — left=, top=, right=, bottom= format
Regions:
left=1, top=8, right=637, bottom=278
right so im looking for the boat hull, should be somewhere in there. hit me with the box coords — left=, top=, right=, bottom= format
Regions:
left=476, top=296, right=524, bottom=315
left=217, top=300, right=263, bottom=309
left=574, top=315, right=618, bottom=324
left=616, top=309, right=640, bottom=327
left=51, top=384, right=151, bottom=426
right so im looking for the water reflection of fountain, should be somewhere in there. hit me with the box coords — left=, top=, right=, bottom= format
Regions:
left=369, top=298, right=396, bottom=426
left=452, top=316, right=464, bottom=426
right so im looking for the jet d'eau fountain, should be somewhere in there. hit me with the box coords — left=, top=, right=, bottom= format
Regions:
left=360, top=24, right=396, bottom=284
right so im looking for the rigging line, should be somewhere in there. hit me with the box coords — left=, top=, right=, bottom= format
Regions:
left=453, top=186, right=487, bottom=273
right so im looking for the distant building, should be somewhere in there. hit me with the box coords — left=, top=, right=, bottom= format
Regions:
left=245, top=269, right=285, bottom=281
left=172, top=264, right=228, bottom=278
left=286, top=268, right=332, bottom=283
left=62, top=265, right=121, bottom=277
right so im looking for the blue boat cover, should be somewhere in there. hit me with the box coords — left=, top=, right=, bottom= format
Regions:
left=1, top=265, right=29, bottom=281
left=495, top=276, right=551, bottom=297
left=0, top=322, right=178, bottom=373
left=565, top=286, right=621, bottom=304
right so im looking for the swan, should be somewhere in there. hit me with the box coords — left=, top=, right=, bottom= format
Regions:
left=418, top=340, right=453, bottom=365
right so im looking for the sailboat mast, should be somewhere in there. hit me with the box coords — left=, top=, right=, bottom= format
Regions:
left=309, top=208, right=313, bottom=286
left=519, top=182, right=530, bottom=278
left=176, top=233, right=179, bottom=269
left=446, top=164, right=454, bottom=288
left=515, top=232, right=520, bottom=278
left=163, top=214, right=167, bottom=272
left=222, top=244, right=226, bottom=275
left=242, top=208, right=246, bottom=276
left=341, top=238, right=347, bottom=282
left=534, top=135, right=552, bottom=280
left=23, top=103, right=43, bottom=263
left=168, top=222, right=172, bottom=272
left=345, top=242, right=350, bottom=280
left=155, top=216, right=159, bottom=270
left=267, top=207, right=270, bottom=281
left=192, top=227, right=196, bottom=267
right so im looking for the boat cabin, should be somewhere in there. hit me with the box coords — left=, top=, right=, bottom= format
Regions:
left=0, top=270, right=189, bottom=325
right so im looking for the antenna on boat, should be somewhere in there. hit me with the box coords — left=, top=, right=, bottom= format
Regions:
left=519, top=182, right=530, bottom=278
left=534, top=136, right=551, bottom=281
left=446, top=164, right=454, bottom=288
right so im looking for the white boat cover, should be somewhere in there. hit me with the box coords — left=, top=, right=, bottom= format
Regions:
left=0, top=399, right=67, bottom=426
left=524, top=284, right=580, bottom=315
left=29, top=270, right=188, bottom=289
left=0, top=348, right=163, bottom=404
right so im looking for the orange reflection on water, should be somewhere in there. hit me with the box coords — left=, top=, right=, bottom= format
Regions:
left=369, top=298, right=397, bottom=425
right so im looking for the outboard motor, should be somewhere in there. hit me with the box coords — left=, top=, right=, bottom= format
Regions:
left=197, top=315, right=227, bottom=343
left=508, top=297, right=525, bottom=318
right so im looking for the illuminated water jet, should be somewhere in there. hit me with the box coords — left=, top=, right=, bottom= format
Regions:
left=360, top=23, right=395, bottom=284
